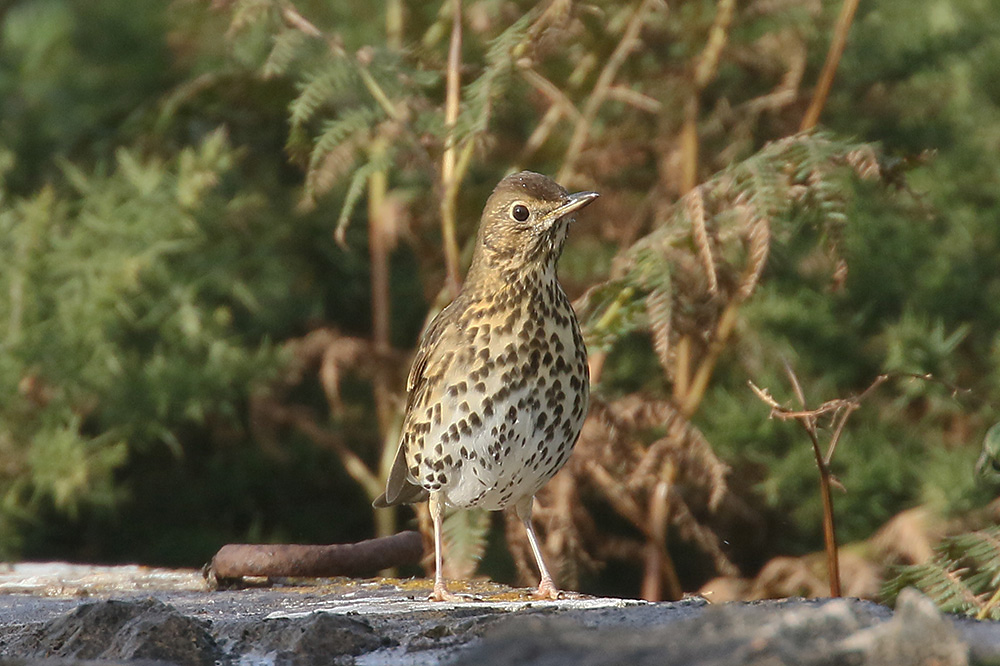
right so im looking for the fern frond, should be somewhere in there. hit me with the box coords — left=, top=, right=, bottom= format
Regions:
left=883, top=526, right=1000, bottom=619
left=442, top=508, right=491, bottom=580
left=308, top=107, right=383, bottom=173
left=577, top=281, right=645, bottom=352
left=686, top=187, right=718, bottom=295
left=670, top=489, right=739, bottom=576
left=579, top=133, right=884, bottom=361
left=302, top=107, right=384, bottom=199
left=737, top=211, right=770, bottom=301
left=289, top=60, right=359, bottom=130
left=331, top=149, right=396, bottom=244
left=262, top=28, right=308, bottom=78
left=456, top=11, right=536, bottom=142
left=645, top=288, right=673, bottom=375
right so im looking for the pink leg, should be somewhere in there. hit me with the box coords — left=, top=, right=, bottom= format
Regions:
left=429, top=492, right=463, bottom=602
left=515, top=497, right=562, bottom=600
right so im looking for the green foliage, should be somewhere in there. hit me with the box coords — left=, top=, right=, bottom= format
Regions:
left=0, top=0, right=175, bottom=193
left=0, top=129, right=311, bottom=556
left=883, top=527, right=1000, bottom=620
left=1, top=0, right=1000, bottom=600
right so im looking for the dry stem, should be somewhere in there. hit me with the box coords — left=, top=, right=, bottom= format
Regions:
left=748, top=369, right=900, bottom=597
left=680, top=0, right=735, bottom=192
left=641, top=460, right=683, bottom=601
left=800, top=0, right=861, bottom=131
left=438, top=0, right=464, bottom=298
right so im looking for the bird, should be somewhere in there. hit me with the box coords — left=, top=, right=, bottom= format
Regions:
left=975, top=422, right=1000, bottom=487
left=373, top=171, right=598, bottom=601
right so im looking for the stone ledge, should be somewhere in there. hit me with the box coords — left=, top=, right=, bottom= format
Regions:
left=0, top=563, right=996, bottom=665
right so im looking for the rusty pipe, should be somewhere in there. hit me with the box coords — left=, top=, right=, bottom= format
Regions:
left=207, top=531, right=423, bottom=583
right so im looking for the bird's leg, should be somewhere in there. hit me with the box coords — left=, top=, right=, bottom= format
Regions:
left=515, top=497, right=562, bottom=600
left=428, top=491, right=463, bottom=602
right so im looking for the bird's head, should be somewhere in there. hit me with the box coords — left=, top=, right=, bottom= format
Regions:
left=470, top=171, right=598, bottom=277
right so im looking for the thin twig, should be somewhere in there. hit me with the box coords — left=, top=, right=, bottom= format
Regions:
left=366, top=141, right=398, bottom=540
left=259, top=399, right=382, bottom=500
left=752, top=368, right=961, bottom=594
left=385, top=0, right=403, bottom=49
left=816, top=465, right=842, bottom=597
left=673, top=335, right=691, bottom=405
left=751, top=373, right=957, bottom=423
left=367, top=145, right=392, bottom=436
left=825, top=402, right=858, bottom=465
left=641, top=470, right=670, bottom=601
left=582, top=461, right=658, bottom=542
left=680, top=97, right=700, bottom=193
left=675, top=52, right=777, bottom=414
left=520, top=67, right=583, bottom=123
left=800, top=0, right=861, bottom=131
left=517, top=67, right=580, bottom=165
left=679, top=302, right=738, bottom=417
left=558, top=0, right=662, bottom=184
left=606, top=85, right=662, bottom=113
left=783, top=360, right=808, bottom=412
left=681, top=0, right=735, bottom=193
left=280, top=3, right=324, bottom=40
left=642, top=461, right=677, bottom=601
left=753, top=362, right=842, bottom=597
left=520, top=105, right=565, bottom=164
left=692, top=0, right=735, bottom=90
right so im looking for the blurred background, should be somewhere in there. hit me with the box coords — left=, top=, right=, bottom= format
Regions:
left=2, top=0, right=1000, bottom=609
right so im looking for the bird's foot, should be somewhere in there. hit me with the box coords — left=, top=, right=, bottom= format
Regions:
left=532, top=577, right=566, bottom=601
left=428, top=582, right=472, bottom=602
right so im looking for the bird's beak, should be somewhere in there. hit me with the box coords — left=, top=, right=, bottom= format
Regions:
left=550, top=191, right=600, bottom=220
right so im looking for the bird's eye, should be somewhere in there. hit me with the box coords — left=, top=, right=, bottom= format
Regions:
left=511, top=204, right=530, bottom=222
left=991, top=459, right=1000, bottom=472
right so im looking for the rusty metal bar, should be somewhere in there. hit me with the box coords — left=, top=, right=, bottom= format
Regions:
left=207, top=531, right=423, bottom=583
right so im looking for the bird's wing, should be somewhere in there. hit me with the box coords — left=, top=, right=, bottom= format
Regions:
left=374, top=301, right=463, bottom=508
left=404, top=304, right=454, bottom=407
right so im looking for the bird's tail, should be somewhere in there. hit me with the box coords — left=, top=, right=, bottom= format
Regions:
left=373, top=440, right=429, bottom=507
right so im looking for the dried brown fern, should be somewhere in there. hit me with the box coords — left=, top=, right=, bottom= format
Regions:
left=579, top=133, right=883, bottom=399
left=520, top=395, right=735, bottom=600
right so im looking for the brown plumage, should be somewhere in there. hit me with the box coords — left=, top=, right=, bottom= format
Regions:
left=374, top=171, right=597, bottom=600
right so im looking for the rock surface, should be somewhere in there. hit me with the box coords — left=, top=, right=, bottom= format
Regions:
left=0, top=563, right=996, bottom=665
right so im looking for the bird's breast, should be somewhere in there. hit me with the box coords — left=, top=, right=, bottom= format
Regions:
left=403, top=276, right=589, bottom=510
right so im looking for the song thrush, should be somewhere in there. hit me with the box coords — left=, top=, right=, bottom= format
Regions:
left=374, top=171, right=598, bottom=601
